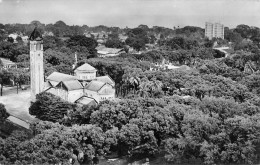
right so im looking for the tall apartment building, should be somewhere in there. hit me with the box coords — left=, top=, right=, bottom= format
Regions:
left=205, top=22, right=224, bottom=40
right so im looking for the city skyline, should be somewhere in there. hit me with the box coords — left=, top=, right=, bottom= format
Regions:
left=0, top=0, right=260, bottom=28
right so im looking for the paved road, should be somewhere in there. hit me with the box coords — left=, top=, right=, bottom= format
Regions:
left=0, top=86, right=37, bottom=122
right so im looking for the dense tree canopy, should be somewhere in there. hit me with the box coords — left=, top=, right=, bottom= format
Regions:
left=2, top=21, right=260, bottom=164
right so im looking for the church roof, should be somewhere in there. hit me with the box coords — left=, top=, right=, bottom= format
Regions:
left=85, top=80, right=106, bottom=92
left=59, top=80, right=83, bottom=91
left=74, top=63, right=96, bottom=72
left=29, top=27, right=43, bottom=41
left=95, top=75, right=115, bottom=86
left=48, top=80, right=59, bottom=87
left=75, top=96, right=98, bottom=105
left=46, top=72, right=77, bottom=82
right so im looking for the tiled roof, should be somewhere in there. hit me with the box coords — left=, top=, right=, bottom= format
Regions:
left=97, top=46, right=123, bottom=54
left=46, top=72, right=77, bottom=82
left=75, top=96, right=98, bottom=105
left=49, top=80, right=59, bottom=87
left=75, top=63, right=96, bottom=72
left=0, top=58, right=16, bottom=66
left=85, top=80, right=106, bottom=92
left=95, top=75, right=115, bottom=86
left=59, top=80, right=83, bottom=91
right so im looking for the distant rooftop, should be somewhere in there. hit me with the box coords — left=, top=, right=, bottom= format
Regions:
left=97, top=46, right=123, bottom=54
left=0, top=58, right=16, bottom=66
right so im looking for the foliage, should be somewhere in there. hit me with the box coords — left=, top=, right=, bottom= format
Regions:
left=125, top=28, right=149, bottom=51
left=29, top=92, right=76, bottom=122
left=0, top=103, right=9, bottom=122
left=66, top=35, right=98, bottom=55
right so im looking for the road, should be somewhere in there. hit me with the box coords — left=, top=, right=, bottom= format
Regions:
left=0, top=86, right=37, bottom=122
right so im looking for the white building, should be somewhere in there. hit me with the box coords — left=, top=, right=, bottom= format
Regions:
left=96, top=46, right=125, bottom=58
left=74, top=63, right=97, bottom=81
left=45, top=63, right=115, bottom=105
left=0, top=58, right=17, bottom=69
left=85, top=80, right=115, bottom=102
left=205, top=22, right=224, bottom=40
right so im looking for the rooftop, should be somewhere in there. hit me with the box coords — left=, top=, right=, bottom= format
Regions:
left=97, top=46, right=124, bottom=55
left=95, top=75, right=115, bottom=86
left=0, top=58, right=16, bottom=66
left=75, top=96, right=98, bottom=105
left=75, top=63, right=97, bottom=72
left=59, top=80, right=83, bottom=91
left=85, top=80, right=106, bottom=92
left=46, top=72, right=77, bottom=82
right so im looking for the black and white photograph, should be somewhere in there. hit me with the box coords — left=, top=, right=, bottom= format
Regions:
left=0, top=0, right=260, bottom=164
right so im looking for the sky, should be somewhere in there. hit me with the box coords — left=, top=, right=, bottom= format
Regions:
left=0, top=0, right=260, bottom=28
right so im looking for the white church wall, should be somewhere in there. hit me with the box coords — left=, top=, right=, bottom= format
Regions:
left=68, top=89, right=84, bottom=103
left=84, top=90, right=100, bottom=102
left=75, top=71, right=96, bottom=81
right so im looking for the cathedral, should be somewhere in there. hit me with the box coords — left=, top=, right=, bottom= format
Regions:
left=45, top=64, right=115, bottom=104
left=29, top=28, right=115, bottom=105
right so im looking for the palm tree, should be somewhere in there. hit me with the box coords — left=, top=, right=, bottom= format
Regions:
left=137, top=80, right=150, bottom=98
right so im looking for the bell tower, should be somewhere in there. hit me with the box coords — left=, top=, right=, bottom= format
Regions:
left=29, top=27, right=44, bottom=100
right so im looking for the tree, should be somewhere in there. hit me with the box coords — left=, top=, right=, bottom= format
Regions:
left=125, top=27, right=149, bottom=51
left=7, top=37, right=14, bottom=43
left=29, top=92, right=76, bottom=122
left=105, top=39, right=124, bottom=48
left=9, top=68, right=30, bottom=87
left=0, top=103, right=9, bottom=122
left=67, top=35, right=98, bottom=55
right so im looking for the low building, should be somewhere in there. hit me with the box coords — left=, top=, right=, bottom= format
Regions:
left=21, top=36, right=29, bottom=43
left=85, top=80, right=115, bottom=102
left=0, top=58, right=17, bottom=69
left=97, top=46, right=125, bottom=57
left=74, top=63, right=97, bottom=81
left=8, top=33, right=18, bottom=40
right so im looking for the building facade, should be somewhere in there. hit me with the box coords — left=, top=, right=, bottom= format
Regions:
left=205, top=22, right=224, bottom=40
left=0, top=58, right=17, bottom=69
left=29, top=28, right=44, bottom=100
left=45, top=63, right=115, bottom=105
left=74, top=63, right=97, bottom=81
